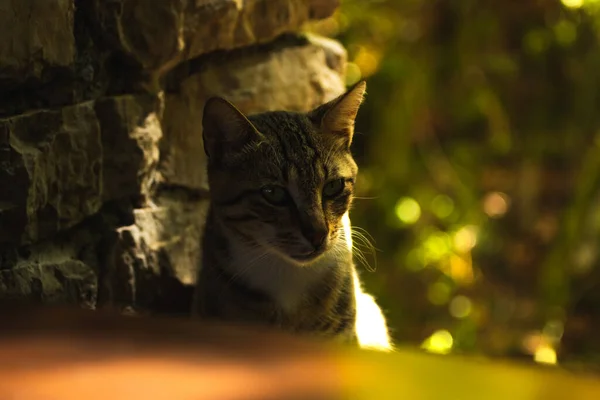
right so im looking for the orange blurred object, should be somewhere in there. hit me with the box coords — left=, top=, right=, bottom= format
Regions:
left=1, top=303, right=599, bottom=400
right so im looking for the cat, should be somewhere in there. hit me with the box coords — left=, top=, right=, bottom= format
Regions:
left=193, top=81, right=392, bottom=351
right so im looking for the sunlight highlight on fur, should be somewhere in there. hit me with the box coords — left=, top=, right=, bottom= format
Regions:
left=343, top=213, right=392, bottom=351
left=342, top=213, right=353, bottom=251
left=353, top=271, right=393, bottom=352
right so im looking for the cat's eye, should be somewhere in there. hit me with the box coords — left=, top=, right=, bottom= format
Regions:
left=260, top=185, right=289, bottom=206
left=323, top=178, right=345, bottom=198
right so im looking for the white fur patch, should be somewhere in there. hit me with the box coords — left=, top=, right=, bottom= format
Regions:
left=344, top=212, right=393, bottom=351
left=353, top=272, right=393, bottom=352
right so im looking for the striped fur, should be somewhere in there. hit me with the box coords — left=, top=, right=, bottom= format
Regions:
left=194, top=82, right=392, bottom=350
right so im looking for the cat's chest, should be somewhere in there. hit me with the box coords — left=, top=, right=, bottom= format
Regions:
left=229, top=253, right=332, bottom=313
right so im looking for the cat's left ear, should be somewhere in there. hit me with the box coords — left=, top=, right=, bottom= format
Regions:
left=310, top=81, right=367, bottom=147
left=202, top=97, right=261, bottom=162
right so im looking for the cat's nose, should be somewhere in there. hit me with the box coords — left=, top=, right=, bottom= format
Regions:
left=309, top=230, right=328, bottom=249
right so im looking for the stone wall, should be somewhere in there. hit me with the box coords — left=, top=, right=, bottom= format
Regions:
left=0, top=0, right=345, bottom=314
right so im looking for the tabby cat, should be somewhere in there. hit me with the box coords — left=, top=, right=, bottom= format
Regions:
left=194, top=82, right=391, bottom=351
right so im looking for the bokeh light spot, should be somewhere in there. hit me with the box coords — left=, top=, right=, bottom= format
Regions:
left=354, top=45, right=381, bottom=77
left=449, top=254, right=475, bottom=285
left=345, top=62, right=362, bottom=86
left=422, top=330, right=454, bottom=355
left=554, top=20, right=577, bottom=47
left=405, top=248, right=425, bottom=271
left=453, top=225, right=478, bottom=252
left=522, top=332, right=543, bottom=355
left=395, top=197, right=421, bottom=224
left=449, top=295, right=473, bottom=319
left=431, top=195, right=455, bottom=219
left=423, top=231, right=452, bottom=263
left=524, top=30, right=551, bottom=54
left=483, top=192, right=510, bottom=218
left=561, top=0, right=584, bottom=8
left=428, top=281, right=452, bottom=305
left=534, top=345, right=558, bottom=365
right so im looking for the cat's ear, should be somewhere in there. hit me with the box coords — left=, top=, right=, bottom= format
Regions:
left=310, top=81, right=366, bottom=147
left=202, top=97, right=261, bottom=160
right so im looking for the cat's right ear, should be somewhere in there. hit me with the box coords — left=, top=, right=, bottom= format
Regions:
left=309, top=81, right=367, bottom=148
left=202, top=97, right=261, bottom=161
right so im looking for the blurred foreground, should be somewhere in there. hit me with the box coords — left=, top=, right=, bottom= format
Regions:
left=1, top=304, right=599, bottom=400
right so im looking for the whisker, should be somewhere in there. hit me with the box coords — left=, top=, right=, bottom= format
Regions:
left=350, top=228, right=381, bottom=253
left=346, top=225, right=378, bottom=272
left=351, top=225, right=378, bottom=243
left=351, top=235, right=382, bottom=254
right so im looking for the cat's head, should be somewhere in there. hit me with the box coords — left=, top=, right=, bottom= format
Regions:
left=202, top=82, right=366, bottom=265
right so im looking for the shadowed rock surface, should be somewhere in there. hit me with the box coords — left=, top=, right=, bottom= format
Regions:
left=0, top=0, right=345, bottom=313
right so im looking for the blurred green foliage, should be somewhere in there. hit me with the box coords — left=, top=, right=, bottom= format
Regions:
left=307, top=0, right=600, bottom=370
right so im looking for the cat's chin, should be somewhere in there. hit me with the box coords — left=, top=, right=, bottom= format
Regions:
left=289, top=251, right=326, bottom=265
left=269, top=248, right=327, bottom=266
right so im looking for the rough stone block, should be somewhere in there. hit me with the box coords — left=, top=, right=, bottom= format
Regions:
left=104, top=191, right=208, bottom=312
left=0, top=260, right=97, bottom=307
left=91, top=0, right=340, bottom=73
left=0, top=0, right=75, bottom=83
left=0, top=95, right=162, bottom=245
left=161, top=34, right=346, bottom=189
left=0, top=103, right=102, bottom=244
left=0, top=236, right=97, bottom=308
left=94, top=95, right=163, bottom=203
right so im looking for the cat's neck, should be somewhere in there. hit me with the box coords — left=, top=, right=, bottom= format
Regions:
left=213, top=213, right=354, bottom=313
